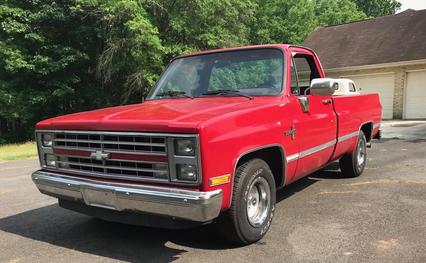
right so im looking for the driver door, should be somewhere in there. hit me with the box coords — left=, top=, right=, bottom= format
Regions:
left=290, top=51, right=337, bottom=180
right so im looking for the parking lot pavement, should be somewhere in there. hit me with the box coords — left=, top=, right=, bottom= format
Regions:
left=1, top=135, right=425, bottom=263
left=381, top=120, right=426, bottom=140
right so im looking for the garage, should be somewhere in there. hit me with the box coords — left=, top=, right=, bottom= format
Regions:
left=405, top=70, right=426, bottom=119
left=342, top=73, right=395, bottom=119
left=303, top=9, right=426, bottom=119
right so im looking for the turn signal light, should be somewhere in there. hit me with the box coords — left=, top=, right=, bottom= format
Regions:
left=209, top=174, right=231, bottom=187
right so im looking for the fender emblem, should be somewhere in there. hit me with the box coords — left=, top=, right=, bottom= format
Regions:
left=90, top=150, right=110, bottom=161
left=285, top=124, right=296, bottom=141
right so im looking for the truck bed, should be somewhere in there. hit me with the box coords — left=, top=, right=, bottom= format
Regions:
left=331, top=93, right=382, bottom=160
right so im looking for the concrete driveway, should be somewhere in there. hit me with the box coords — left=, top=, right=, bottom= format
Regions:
left=0, top=123, right=425, bottom=263
left=381, top=120, right=426, bottom=140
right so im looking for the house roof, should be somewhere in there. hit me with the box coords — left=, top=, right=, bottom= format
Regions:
left=302, top=9, right=426, bottom=69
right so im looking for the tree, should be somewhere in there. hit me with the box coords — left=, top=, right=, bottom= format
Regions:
left=146, top=0, right=256, bottom=54
left=354, top=0, right=401, bottom=17
left=76, top=0, right=165, bottom=103
left=87, top=0, right=257, bottom=102
left=251, top=0, right=317, bottom=44
left=0, top=0, right=103, bottom=142
left=316, top=0, right=367, bottom=26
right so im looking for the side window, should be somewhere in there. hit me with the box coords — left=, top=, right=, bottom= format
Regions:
left=293, top=54, right=321, bottom=95
left=349, top=82, right=356, bottom=92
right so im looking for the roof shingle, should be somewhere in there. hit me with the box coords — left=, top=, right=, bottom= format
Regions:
left=302, top=9, right=426, bottom=69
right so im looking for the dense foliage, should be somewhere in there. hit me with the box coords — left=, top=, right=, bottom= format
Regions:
left=0, top=0, right=400, bottom=143
left=354, top=0, right=402, bottom=17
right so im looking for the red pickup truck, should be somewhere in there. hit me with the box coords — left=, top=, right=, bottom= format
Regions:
left=32, top=44, right=382, bottom=244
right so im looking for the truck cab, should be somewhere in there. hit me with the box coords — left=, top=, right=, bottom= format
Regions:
left=32, top=44, right=382, bottom=244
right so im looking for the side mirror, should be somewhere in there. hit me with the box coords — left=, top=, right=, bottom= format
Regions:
left=310, top=78, right=337, bottom=96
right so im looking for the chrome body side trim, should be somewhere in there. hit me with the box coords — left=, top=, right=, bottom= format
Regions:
left=299, top=140, right=337, bottom=158
left=286, top=153, right=299, bottom=163
left=337, top=131, right=359, bottom=143
left=32, top=170, right=222, bottom=222
left=285, top=121, right=379, bottom=163
left=286, top=140, right=336, bottom=163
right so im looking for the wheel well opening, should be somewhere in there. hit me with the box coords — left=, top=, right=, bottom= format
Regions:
left=361, top=122, right=373, bottom=142
left=236, top=147, right=285, bottom=188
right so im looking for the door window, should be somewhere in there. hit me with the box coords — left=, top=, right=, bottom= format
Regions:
left=292, top=54, right=321, bottom=95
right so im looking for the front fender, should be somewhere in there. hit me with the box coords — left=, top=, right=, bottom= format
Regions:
left=197, top=101, right=292, bottom=210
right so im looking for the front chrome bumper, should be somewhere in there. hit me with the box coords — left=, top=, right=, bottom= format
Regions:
left=32, top=170, right=222, bottom=222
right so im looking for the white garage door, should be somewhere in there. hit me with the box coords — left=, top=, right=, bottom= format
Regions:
left=342, top=73, right=395, bottom=119
left=405, top=71, right=426, bottom=119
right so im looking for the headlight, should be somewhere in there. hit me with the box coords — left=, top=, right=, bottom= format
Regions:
left=45, top=154, right=56, bottom=167
left=169, top=136, right=200, bottom=184
left=176, top=164, right=197, bottom=181
left=174, top=139, right=195, bottom=156
left=42, top=133, right=53, bottom=147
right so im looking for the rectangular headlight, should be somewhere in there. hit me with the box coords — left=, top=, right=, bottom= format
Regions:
left=176, top=164, right=197, bottom=181
left=42, top=133, right=54, bottom=147
left=168, top=136, right=200, bottom=184
left=174, top=139, right=196, bottom=156
left=45, top=154, right=56, bottom=167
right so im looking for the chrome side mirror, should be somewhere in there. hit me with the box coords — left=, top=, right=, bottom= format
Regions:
left=298, top=96, right=309, bottom=113
left=310, top=78, right=337, bottom=96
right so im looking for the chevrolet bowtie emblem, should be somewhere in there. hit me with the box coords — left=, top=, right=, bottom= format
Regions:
left=90, top=150, right=110, bottom=161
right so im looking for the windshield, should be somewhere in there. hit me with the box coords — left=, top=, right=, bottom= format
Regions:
left=147, top=48, right=284, bottom=100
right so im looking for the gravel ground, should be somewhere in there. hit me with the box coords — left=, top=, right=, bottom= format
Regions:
left=0, top=123, right=425, bottom=263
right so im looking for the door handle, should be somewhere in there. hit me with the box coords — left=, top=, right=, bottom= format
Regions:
left=322, top=99, right=332, bottom=105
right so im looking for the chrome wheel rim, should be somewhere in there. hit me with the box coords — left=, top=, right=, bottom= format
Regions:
left=357, top=138, right=366, bottom=169
left=246, top=177, right=271, bottom=227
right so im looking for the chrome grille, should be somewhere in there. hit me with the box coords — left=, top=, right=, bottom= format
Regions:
left=56, top=155, right=168, bottom=180
left=49, top=131, right=169, bottom=182
left=53, top=132, right=166, bottom=155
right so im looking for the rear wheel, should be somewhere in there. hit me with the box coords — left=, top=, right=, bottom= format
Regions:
left=340, top=131, right=367, bottom=177
left=217, top=158, right=276, bottom=245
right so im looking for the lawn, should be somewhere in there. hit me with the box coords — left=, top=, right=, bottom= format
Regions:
left=0, top=141, right=38, bottom=161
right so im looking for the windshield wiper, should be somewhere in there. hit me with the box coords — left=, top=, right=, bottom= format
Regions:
left=202, top=89, right=253, bottom=100
left=156, top=90, right=194, bottom=99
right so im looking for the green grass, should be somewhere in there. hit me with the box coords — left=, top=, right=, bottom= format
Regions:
left=0, top=141, right=38, bottom=161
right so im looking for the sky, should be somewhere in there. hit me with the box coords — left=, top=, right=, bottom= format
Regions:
left=398, top=0, right=426, bottom=12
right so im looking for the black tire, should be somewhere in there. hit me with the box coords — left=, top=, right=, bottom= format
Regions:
left=339, top=131, right=367, bottom=177
left=217, top=158, right=276, bottom=245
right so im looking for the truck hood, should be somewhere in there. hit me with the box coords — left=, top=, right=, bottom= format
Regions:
left=36, top=97, right=282, bottom=133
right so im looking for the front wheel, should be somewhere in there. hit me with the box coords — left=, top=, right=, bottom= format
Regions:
left=217, top=158, right=276, bottom=245
left=339, top=131, right=367, bottom=177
